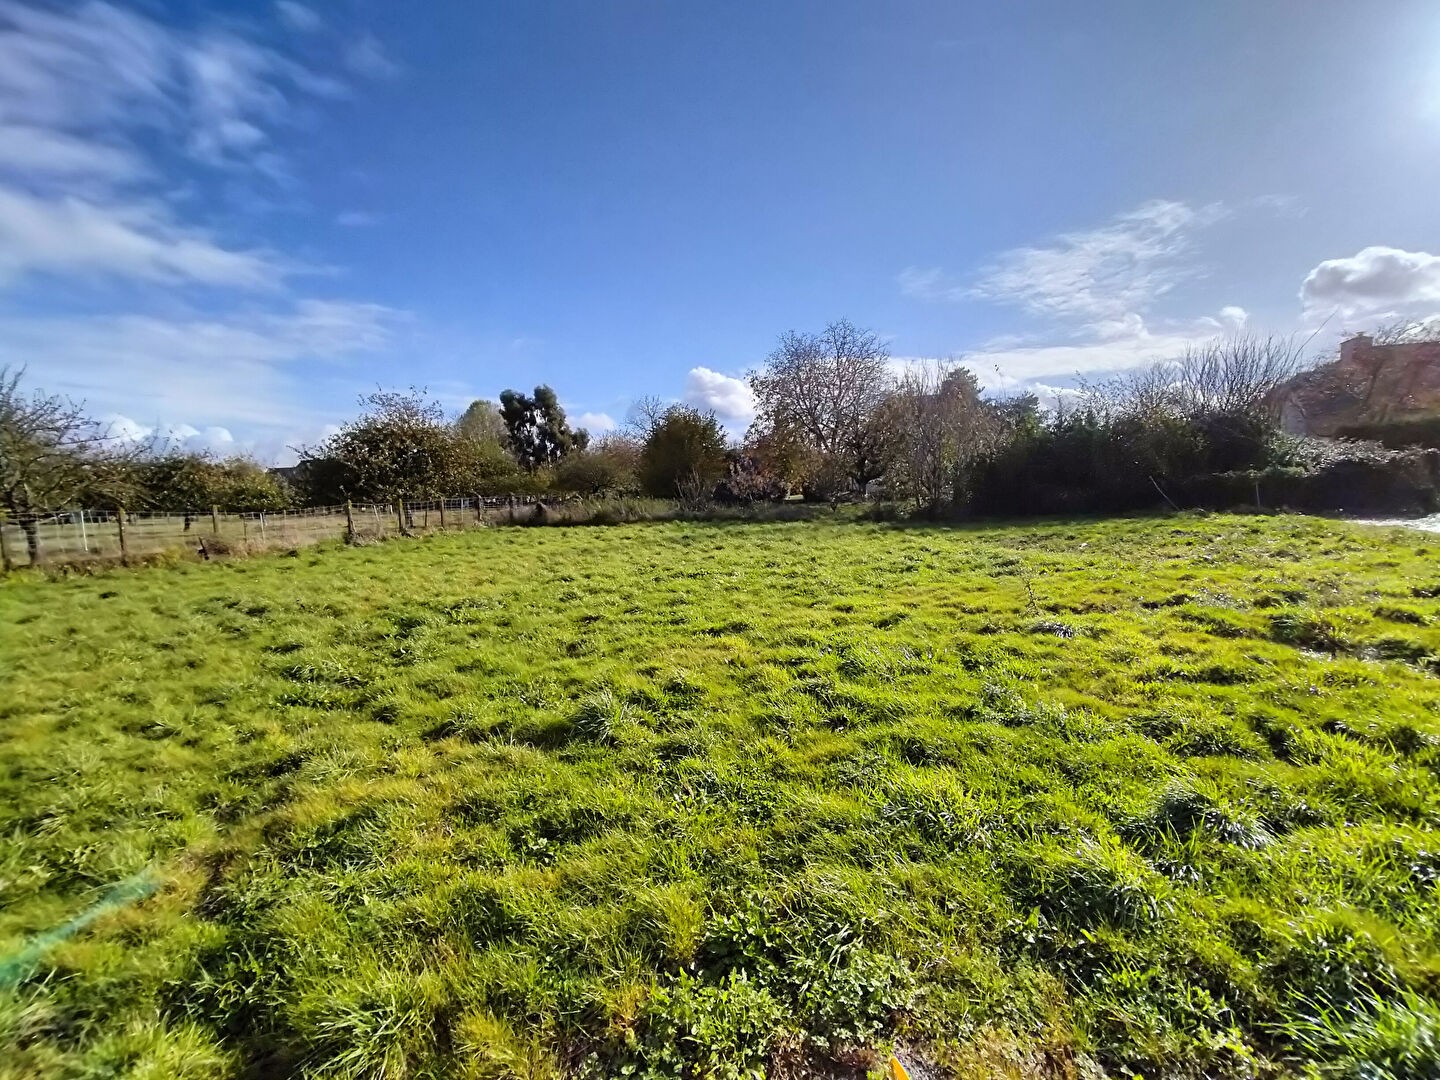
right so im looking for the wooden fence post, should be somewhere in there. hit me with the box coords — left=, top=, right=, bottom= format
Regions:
left=397, top=498, right=409, bottom=536
left=0, top=511, right=11, bottom=573
left=475, top=493, right=483, bottom=524
left=438, top=500, right=446, bottom=529
left=117, top=507, right=129, bottom=565
left=211, top=505, right=221, bottom=534
left=344, top=500, right=356, bottom=544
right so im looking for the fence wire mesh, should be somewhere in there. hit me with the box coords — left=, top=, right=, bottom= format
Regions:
left=0, top=496, right=548, bottom=569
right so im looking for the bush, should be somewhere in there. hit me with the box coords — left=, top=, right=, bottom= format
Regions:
left=1173, top=449, right=1440, bottom=514
left=1338, top=415, right=1440, bottom=450
left=964, top=404, right=1440, bottom=518
left=640, top=407, right=728, bottom=502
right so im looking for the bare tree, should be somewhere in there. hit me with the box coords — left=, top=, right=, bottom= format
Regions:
left=0, top=366, right=128, bottom=564
left=1082, top=334, right=1302, bottom=422
left=1174, top=335, right=1303, bottom=419
left=624, top=395, right=670, bottom=442
left=882, top=361, right=996, bottom=512
left=748, top=319, right=894, bottom=492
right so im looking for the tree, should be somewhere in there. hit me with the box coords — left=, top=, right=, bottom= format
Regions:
left=455, top=399, right=508, bottom=446
left=452, top=436, right=526, bottom=495
left=301, top=388, right=459, bottom=503
left=748, top=319, right=894, bottom=495
left=640, top=406, right=728, bottom=503
left=127, top=453, right=293, bottom=515
left=499, top=386, right=588, bottom=470
left=741, top=424, right=812, bottom=497
left=553, top=434, right=640, bottom=496
left=1082, top=334, right=1302, bottom=473
left=0, top=366, right=134, bottom=563
left=210, top=458, right=293, bottom=512
left=882, top=363, right=995, bottom=512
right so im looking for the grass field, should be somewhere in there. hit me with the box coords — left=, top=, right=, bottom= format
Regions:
left=3, top=513, right=1440, bottom=1079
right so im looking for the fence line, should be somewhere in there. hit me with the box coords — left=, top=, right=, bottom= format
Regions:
left=0, top=494, right=556, bottom=570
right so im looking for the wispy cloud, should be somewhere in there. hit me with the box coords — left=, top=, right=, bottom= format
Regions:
left=0, top=0, right=352, bottom=289
left=0, top=0, right=350, bottom=179
left=0, top=123, right=141, bottom=179
left=971, top=199, right=1224, bottom=323
left=275, top=1, right=322, bottom=34
left=0, top=186, right=290, bottom=288
left=0, top=301, right=401, bottom=431
left=0, top=1, right=404, bottom=451
left=901, top=200, right=1260, bottom=390
left=901, top=200, right=1227, bottom=327
left=344, top=33, right=399, bottom=80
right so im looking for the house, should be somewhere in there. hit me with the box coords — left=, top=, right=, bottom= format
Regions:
left=1275, top=332, right=1440, bottom=437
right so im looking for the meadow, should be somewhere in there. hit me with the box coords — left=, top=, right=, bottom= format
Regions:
left=2, top=513, right=1439, bottom=1079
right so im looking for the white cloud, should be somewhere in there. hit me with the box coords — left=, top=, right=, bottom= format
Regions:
left=344, top=34, right=399, bottom=80
left=968, top=200, right=1224, bottom=323
left=684, top=367, right=756, bottom=431
left=0, top=2, right=401, bottom=459
left=901, top=201, right=1280, bottom=393
left=105, top=415, right=238, bottom=455
left=0, top=185, right=287, bottom=287
left=0, top=124, right=140, bottom=179
left=0, top=1, right=173, bottom=136
left=1, top=300, right=400, bottom=431
left=0, top=1, right=379, bottom=291
left=959, top=317, right=1229, bottom=386
left=901, top=200, right=1228, bottom=336
left=897, top=266, right=964, bottom=303
left=275, top=2, right=322, bottom=33
left=0, top=1, right=343, bottom=176
left=1300, top=246, right=1440, bottom=318
left=575, top=411, right=616, bottom=434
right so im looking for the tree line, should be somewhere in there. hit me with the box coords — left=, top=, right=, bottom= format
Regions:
left=4, top=318, right=1426, bottom=556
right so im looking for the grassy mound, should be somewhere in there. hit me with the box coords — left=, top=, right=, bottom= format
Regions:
left=2, top=514, right=1439, bottom=1078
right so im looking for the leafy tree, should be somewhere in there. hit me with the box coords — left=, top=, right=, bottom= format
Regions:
left=0, top=366, right=139, bottom=563
left=554, top=435, right=640, bottom=496
left=301, top=388, right=459, bottom=502
left=213, top=458, right=293, bottom=512
left=452, top=436, right=527, bottom=495
left=499, top=386, right=588, bottom=470
left=132, top=453, right=293, bottom=514
left=455, top=399, right=508, bottom=446
left=640, top=406, right=727, bottom=502
left=134, top=453, right=219, bottom=511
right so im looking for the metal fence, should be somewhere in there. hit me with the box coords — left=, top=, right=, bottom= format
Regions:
left=0, top=496, right=550, bottom=570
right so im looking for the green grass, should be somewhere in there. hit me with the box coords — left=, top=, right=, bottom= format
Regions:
left=3, top=512, right=1440, bottom=1079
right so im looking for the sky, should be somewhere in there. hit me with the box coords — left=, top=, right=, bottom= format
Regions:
left=2, top=0, right=1439, bottom=463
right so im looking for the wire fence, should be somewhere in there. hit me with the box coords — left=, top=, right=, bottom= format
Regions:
left=0, top=495, right=553, bottom=570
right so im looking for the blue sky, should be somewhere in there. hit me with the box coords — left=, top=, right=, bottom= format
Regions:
left=3, top=0, right=1439, bottom=462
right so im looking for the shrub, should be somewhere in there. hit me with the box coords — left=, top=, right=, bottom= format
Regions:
left=640, top=406, right=728, bottom=502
